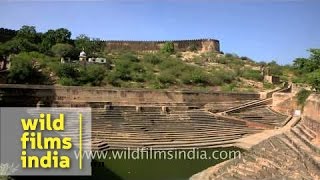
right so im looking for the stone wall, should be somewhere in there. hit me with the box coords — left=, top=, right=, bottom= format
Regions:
left=0, top=84, right=260, bottom=109
left=104, top=39, right=220, bottom=53
left=0, top=27, right=220, bottom=53
left=272, top=92, right=298, bottom=116
left=302, top=94, right=320, bottom=135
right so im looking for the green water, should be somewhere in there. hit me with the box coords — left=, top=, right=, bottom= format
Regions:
left=13, top=147, right=242, bottom=180
left=89, top=147, right=242, bottom=180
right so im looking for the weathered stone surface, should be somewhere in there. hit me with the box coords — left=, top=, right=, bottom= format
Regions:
left=0, top=84, right=260, bottom=109
left=190, top=131, right=320, bottom=180
left=104, top=39, right=220, bottom=53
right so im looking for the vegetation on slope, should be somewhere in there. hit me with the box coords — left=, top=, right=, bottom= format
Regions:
left=2, top=25, right=317, bottom=92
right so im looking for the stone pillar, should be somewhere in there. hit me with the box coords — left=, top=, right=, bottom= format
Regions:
left=104, top=104, right=110, bottom=110
left=161, top=106, right=168, bottom=114
left=136, top=106, right=142, bottom=112
left=36, top=100, right=44, bottom=108
left=104, top=102, right=112, bottom=110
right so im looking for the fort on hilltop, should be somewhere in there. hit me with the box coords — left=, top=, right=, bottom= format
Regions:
left=0, top=28, right=220, bottom=53
left=103, top=38, right=220, bottom=53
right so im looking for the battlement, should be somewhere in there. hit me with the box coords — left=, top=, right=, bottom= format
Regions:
left=0, top=27, right=220, bottom=53
left=103, top=38, right=220, bottom=53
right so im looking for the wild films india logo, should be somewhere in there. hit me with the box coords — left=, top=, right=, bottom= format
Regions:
left=0, top=108, right=92, bottom=176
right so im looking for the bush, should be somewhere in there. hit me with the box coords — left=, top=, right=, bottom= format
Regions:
left=241, top=69, right=263, bottom=81
left=143, top=53, right=161, bottom=65
left=296, top=88, right=311, bottom=106
left=158, top=71, right=176, bottom=84
left=188, top=43, right=197, bottom=52
left=56, top=63, right=79, bottom=79
left=58, top=77, right=78, bottom=86
left=119, top=52, right=139, bottom=62
left=7, top=53, right=49, bottom=84
left=263, top=82, right=275, bottom=89
left=161, top=42, right=175, bottom=54
left=208, top=69, right=236, bottom=86
left=79, top=64, right=106, bottom=86
left=221, top=83, right=237, bottom=92
left=56, top=63, right=107, bottom=86
left=181, top=68, right=210, bottom=85
left=107, top=57, right=147, bottom=85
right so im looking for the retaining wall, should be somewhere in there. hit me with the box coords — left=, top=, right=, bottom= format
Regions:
left=0, top=84, right=260, bottom=109
left=302, top=94, right=320, bottom=135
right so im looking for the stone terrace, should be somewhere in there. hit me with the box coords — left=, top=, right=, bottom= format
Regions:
left=228, top=105, right=289, bottom=127
left=91, top=106, right=263, bottom=151
left=190, top=122, right=320, bottom=180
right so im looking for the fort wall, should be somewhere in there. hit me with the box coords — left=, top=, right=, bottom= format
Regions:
left=0, top=84, right=259, bottom=109
left=0, top=28, right=220, bottom=53
left=302, top=94, right=320, bottom=135
left=104, top=39, right=220, bottom=53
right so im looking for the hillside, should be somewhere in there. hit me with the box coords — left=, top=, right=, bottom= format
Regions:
left=3, top=50, right=288, bottom=92
left=0, top=26, right=291, bottom=92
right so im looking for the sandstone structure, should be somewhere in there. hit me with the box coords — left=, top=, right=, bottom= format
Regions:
left=0, top=83, right=319, bottom=179
left=190, top=85, right=320, bottom=180
left=104, top=39, right=220, bottom=53
left=0, top=28, right=220, bottom=53
left=0, top=84, right=260, bottom=108
left=303, top=94, right=320, bottom=137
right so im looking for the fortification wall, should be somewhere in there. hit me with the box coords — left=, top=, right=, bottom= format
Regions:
left=302, top=94, right=320, bottom=135
left=0, top=84, right=260, bottom=109
left=104, top=39, right=220, bottom=53
left=0, top=27, right=220, bottom=53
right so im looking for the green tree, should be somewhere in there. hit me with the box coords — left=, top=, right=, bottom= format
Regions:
left=16, top=25, right=38, bottom=43
left=79, top=64, right=106, bottom=86
left=267, top=60, right=283, bottom=76
left=0, top=38, right=38, bottom=55
left=74, top=34, right=103, bottom=56
left=306, top=69, right=320, bottom=91
left=161, top=42, right=175, bottom=54
left=293, top=48, right=320, bottom=92
left=56, top=63, right=79, bottom=79
left=54, top=28, right=71, bottom=44
left=40, top=28, right=72, bottom=53
left=51, top=43, right=74, bottom=58
left=7, top=54, right=48, bottom=84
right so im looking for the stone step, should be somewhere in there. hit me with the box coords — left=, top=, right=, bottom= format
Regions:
left=300, top=124, right=317, bottom=138
left=285, top=130, right=320, bottom=167
left=296, top=124, right=316, bottom=141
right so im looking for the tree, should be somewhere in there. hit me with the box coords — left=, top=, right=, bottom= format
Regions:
left=16, top=25, right=38, bottom=43
left=267, top=60, right=283, bottom=76
left=54, top=28, right=71, bottom=44
left=0, top=25, right=40, bottom=54
left=293, top=48, right=320, bottom=92
left=74, top=35, right=104, bottom=57
left=79, top=64, right=106, bottom=86
left=161, top=42, right=175, bottom=54
left=40, top=28, right=72, bottom=53
left=7, top=53, right=48, bottom=84
left=0, top=37, right=38, bottom=55
left=306, top=70, right=320, bottom=92
left=51, top=43, right=74, bottom=58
